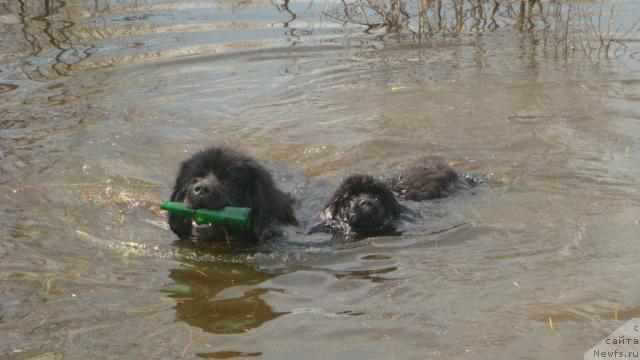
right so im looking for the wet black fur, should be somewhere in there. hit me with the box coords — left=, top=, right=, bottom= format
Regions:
left=168, top=146, right=298, bottom=241
left=312, top=157, right=480, bottom=237
left=310, top=174, right=406, bottom=236
left=389, top=157, right=459, bottom=201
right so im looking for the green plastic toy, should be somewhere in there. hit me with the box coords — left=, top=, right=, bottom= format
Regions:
left=160, top=201, right=251, bottom=233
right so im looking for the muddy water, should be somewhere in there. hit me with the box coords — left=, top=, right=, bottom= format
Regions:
left=1, top=0, right=640, bottom=359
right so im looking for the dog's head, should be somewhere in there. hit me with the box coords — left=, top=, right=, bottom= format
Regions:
left=180, top=160, right=254, bottom=211
left=312, top=174, right=405, bottom=236
left=168, top=146, right=297, bottom=241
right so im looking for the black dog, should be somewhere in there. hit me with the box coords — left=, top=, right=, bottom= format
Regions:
left=309, top=174, right=407, bottom=237
left=312, top=157, right=471, bottom=237
left=168, top=146, right=298, bottom=241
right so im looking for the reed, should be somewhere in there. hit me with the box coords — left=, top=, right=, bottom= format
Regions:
left=323, top=0, right=640, bottom=57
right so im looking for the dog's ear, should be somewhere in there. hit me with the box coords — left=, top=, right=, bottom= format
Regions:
left=241, top=160, right=298, bottom=238
left=243, top=161, right=272, bottom=236
left=379, top=187, right=405, bottom=219
left=168, top=187, right=192, bottom=239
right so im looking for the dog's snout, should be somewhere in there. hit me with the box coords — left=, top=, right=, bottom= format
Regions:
left=191, top=178, right=217, bottom=199
left=185, top=173, right=230, bottom=210
left=359, top=199, right=372, bottom=208
left=193, top=182, right=212, bottom=196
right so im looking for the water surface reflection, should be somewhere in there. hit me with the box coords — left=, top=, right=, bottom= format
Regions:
left=166, top=259, right=286, bottom=334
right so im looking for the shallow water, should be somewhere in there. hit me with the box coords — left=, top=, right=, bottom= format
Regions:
left=1, top=0, right=640, bottom=359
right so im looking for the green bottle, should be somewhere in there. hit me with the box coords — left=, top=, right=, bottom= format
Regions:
left=160, top=201, right=251, bottom=233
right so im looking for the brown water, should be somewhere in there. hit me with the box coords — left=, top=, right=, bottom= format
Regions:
left=1, top=1, right=640, bottom=359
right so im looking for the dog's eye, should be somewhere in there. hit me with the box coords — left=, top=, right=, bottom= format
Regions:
left=227, top=165, right=249, bottom=179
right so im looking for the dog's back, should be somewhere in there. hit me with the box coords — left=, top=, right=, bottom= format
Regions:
left=389, top=157, right=459, bottom=201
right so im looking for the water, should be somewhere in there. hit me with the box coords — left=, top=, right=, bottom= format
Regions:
left=1, top=0, right=640, bottom=359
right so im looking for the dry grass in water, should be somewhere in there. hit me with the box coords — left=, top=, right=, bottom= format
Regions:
left=322, top=0, right=640, bottom=58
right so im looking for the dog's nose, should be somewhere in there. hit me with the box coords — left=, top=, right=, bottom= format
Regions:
left=192, top=179, right=213, bottom=197
left=359, top=199, right=372, bottom=208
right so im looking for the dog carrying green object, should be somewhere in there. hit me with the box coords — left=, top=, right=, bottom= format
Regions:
left=160, top=201, right=251, bottom=233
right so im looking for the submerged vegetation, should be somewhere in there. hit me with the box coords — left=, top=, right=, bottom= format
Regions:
left=322, top=0, right=640, bottom=57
